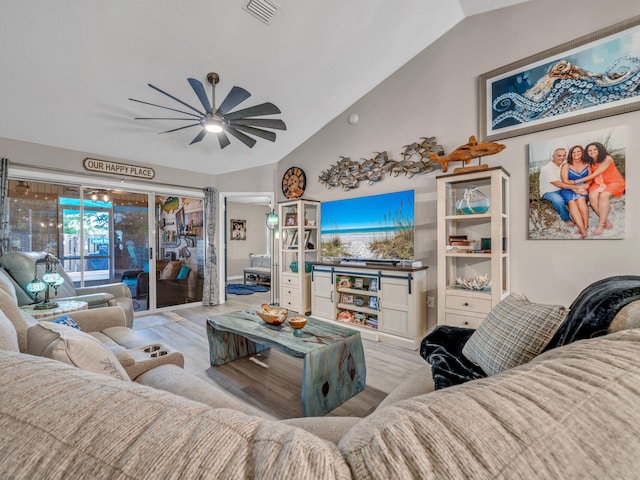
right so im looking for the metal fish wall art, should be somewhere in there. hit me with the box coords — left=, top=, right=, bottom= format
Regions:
left=318, top=136, right=445, bottom=191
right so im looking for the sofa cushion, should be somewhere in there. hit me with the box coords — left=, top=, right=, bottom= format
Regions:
left=27, top=322, right=130, bottom=381
left=462, top=292, right=566, bottom=376
left=0, top=350, right=352, bottom=479
left=0, top=288, right=36, bottom=352
left=0, top=310, right=19, bottom=352
left=339, top=329, right=640, bottom=479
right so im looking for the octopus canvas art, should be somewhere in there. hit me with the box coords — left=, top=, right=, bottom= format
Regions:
left=481, top=19, right=640, bottom=140
left=492, top=57, right=640, bottom=129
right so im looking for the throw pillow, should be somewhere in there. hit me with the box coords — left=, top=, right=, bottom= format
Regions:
left=159, top=261, right=183, bottom=280
left=462, top=292, right=567, bottom=376
left=51, top=315, right=80, bottom=330
left=27, top=322, right=130, bottom=381
left=0, top=309, right=20, bottom=352
left=175, top=264, right=190, bottom=280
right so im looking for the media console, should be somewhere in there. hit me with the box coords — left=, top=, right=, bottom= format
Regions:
left=310, top=262, right=428, bottom=350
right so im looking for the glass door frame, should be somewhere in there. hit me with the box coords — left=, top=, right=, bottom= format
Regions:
left=9, top=166, right=205, bottom=315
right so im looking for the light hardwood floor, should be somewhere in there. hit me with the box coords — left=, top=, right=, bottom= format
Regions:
left=132, top=291, right=426, bottom=419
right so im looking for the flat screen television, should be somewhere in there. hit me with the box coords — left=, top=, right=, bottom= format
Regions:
left=320, top=190, right=414, bottom=260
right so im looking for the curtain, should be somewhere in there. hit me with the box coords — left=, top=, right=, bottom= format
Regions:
left=0, top=158, right=9, bottom=257
left=202, top=187, right=219, bottom=305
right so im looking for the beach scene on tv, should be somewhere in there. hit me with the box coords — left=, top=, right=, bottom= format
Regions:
left=320, top=190, right=414, bottom=260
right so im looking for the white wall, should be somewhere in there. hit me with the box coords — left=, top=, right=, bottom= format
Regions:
left=0, top=137, right=218, bottom=189
left=266, top=0, right=640, bottom=320
left=226, top=202, right=270, bottom=279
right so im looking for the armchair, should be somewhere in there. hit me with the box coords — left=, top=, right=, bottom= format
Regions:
left=0, top=251, right=134, bottom=328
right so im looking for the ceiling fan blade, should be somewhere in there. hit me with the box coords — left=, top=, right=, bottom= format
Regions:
left=216, top=86, right=251, bottom=116
left=187, top=78, right=213, bottom=114
left=158, top=123, right=201, bottom=134
left=129, top=98, right=201, bottom=118
left=225, top=126, right=257, bottom=148
left=190, top=129, right=207, bottom=145
left=230, top=118, right=287, bottom=130
left=224, top=102, right=281, bottom=120
left=233, top=125, right=276, bottom=142
left=217, top=131, right=231, bottom=149
left=148, top=83, right=205, bottom=116
left=134, top=117, right=198, bottom=121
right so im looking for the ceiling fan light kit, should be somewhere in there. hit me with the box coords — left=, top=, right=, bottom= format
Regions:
left=129, top=71, right=286, bottom=149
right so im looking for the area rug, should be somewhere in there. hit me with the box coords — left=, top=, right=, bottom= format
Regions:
left=227, top=283, right=270, bottom=295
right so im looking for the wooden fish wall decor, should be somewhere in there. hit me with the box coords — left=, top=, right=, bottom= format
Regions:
left=429, top=135, right=505, bottom=173
left=318, top=136, right=445, bottom=191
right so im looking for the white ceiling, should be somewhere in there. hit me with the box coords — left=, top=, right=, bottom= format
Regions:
left=0, top=0, right=530, bottom=176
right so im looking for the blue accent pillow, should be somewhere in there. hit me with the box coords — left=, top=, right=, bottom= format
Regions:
left=51, top=315, right=80, bottom=330
left=176, top=264, right=190, bottom=280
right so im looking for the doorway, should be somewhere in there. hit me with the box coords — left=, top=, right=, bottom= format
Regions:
left=219, top=192, right=274, bottom=304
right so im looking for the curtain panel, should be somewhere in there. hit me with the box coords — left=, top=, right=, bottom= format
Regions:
left=202, top=187, right=219, bottom=305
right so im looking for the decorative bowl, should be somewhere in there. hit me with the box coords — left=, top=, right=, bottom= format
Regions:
left=256, top=307, right=288, bottom=326
left=288, top=316, right=307, bottom=336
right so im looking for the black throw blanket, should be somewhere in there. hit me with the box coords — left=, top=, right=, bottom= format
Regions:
left=543, top=275, right=640, bottom=351
left=419, top=325, right=486, bottom=390
left=421, top=275, right=640, bottom=390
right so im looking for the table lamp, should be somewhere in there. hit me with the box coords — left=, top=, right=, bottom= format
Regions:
left=27, top=253, right=65, bottom=310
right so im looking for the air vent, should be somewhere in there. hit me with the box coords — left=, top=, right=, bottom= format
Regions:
left=243, top=0, right=279, bottom=25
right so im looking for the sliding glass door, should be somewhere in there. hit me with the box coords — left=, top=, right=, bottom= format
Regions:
left=155, top=195, right=204, bottom=308
left=6, top=178, right=204, bottom=313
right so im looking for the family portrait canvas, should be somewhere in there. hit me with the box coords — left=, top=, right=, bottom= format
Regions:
left=480, top=17, right=640, bottom=141
left=528, top=126, right=626, bottom=240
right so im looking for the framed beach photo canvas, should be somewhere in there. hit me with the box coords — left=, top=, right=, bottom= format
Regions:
left=528, top=125, right=626, bottom=240
left=479, top=16, right=640, bottom=141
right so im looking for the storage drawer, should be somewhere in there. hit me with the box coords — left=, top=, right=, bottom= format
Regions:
left=281, top=284, right=299, bottom=299
left=280, top=294, right=300, bottom=311
left=444, top=311, right=484, bottom=329
left=281, top=274, right=298, bottom=286
left=445, top=293, right=492, bottom=314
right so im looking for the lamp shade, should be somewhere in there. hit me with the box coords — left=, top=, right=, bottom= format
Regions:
left=266, top=211, right=279, bottom=229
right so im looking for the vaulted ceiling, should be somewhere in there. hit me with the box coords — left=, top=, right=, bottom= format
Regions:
left=0, top=0, right=531, bottom=175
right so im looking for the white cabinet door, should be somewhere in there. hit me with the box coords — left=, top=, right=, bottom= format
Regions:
left=379, top=275, right=411, bottom=338
left=311, top=267, right=334, bottom=320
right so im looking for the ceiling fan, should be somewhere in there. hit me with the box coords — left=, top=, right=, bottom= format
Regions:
left=129, top=72, right=286, bottom=149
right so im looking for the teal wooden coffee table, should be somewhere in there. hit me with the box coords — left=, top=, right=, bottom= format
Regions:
left=206, top=310, right=366, bottom=417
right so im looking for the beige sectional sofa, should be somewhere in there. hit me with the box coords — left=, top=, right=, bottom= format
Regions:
left=2, top=272, right=640, bottom=478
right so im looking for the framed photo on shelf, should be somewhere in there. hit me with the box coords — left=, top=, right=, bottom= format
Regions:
left=369, top=278, right=378, bottom=292
left=285, top=212, right=297, bottom=226
left=479, top=16, right=640, bottom=141
left=353, top=277, right=364, bottom=289
left=369, top=296, right=379, bottom=310
left=303, top=230, right=311, bottom=248
left=341, top=294, right=354, bottom=305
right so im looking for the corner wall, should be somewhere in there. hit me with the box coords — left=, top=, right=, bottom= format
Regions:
left=271, top=0, right=640, bottom=321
